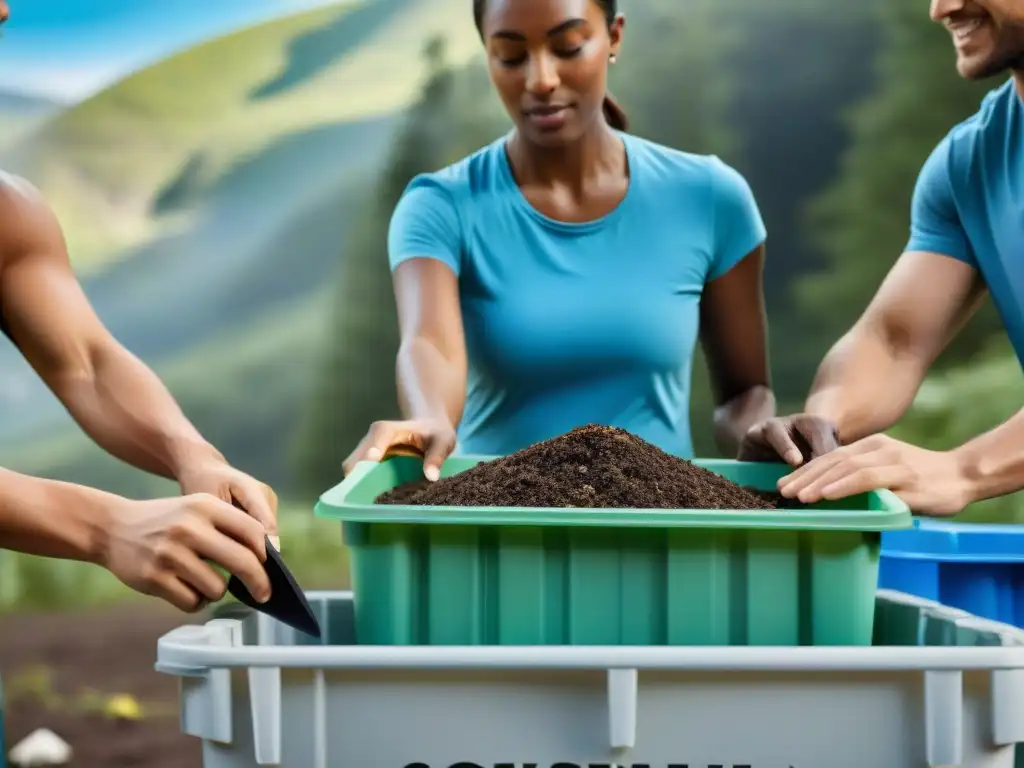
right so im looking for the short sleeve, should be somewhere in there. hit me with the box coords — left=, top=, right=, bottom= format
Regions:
left=708, top=156, right=767, bottom=280
left=905, top=136, right=976, bottom=266
left=387, top=177, right=463, bottom=275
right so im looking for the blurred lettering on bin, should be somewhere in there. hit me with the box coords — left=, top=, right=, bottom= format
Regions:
left=401, top=762, right=758, bottom=767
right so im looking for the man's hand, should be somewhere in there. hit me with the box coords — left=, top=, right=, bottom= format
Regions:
left=102, top=493, right=272, bottom=612
left=776, top=433, right=973, bottom=516
left=177, top=458, right=278, bottom=538
left=738, top=414, right=841, bottom=466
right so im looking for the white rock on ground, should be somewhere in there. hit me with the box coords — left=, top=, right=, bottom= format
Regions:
left=8, top=728, right=72, bottom=766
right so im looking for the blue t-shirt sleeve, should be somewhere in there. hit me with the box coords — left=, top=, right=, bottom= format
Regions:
left=905, top=136, right=975, bottom=266
left=387, top=177, right=463, bottom=275
left=707, top=156, right=767, bottom=280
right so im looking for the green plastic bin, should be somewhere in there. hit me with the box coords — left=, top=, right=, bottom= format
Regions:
left=315, top=456, right=912, bottom=647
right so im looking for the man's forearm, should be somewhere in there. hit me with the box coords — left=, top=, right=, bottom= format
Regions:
left=953, top=408, right=1024, bottom=504
left=0, top=468, right=115, bottom=562
left=803, top=328, right=928, bottom=444
left=58, top=345, right=220, bottom=481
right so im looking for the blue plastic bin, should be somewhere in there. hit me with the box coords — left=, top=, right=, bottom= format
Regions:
left=879, top=518, right=1024, bottom=628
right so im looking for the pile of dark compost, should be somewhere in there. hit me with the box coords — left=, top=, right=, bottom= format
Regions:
left=375, top=425, right=802, bottom=509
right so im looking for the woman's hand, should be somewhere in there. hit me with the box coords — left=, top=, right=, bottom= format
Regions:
left=738, top=414, right=841, bottom=466
left=342, top=418, right=458, bottom=481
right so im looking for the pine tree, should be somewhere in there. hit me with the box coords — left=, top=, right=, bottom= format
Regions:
left=294, top=37, right=460, bottom=494
left=293, top=39, right=508, bottom=495
left=798, top=1, right=1001, bottom=367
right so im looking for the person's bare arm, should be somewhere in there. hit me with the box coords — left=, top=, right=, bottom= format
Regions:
left=700, top=244, right=776, bottom=456
left=773, top=256, right=1018, bottom=514
left=393, top=258, right=468, bottom=428
left=0, top=465, right=272, bottom=611
left=804, top=250, right=986, bottom=443
left=342, top=258, right=467, bottom=478
left=0, top=175, right=222, bottom=478
left=0, top=466, right=116, bottom=563
left=951, top=408, right=1024, bottom=504
left=0, top=179, right=278, bottom=531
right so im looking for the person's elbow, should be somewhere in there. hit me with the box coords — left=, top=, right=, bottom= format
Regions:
left=854, top=308, right=935, bottom=374
left=46, top=334, right=123, bottom=403
left=398, top=331, right=464, bottom=372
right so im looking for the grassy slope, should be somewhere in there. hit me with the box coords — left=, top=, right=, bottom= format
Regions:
left=5, top=0, right=482, bottom=273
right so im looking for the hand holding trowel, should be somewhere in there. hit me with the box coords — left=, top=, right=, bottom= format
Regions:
left=225, top=504, right=322, bottom=639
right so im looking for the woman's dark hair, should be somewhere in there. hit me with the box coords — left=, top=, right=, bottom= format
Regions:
left=472, top=0, right=629, bottom=132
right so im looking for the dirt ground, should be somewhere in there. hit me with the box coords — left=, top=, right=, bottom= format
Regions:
left=1, top=602, right=203, bottom=767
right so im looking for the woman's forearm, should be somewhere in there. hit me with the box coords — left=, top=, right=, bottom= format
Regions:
left=714, top=384, right=776, bottom=456
left=396, top=336, right=466, bottom=428
left=56, top=343, right=221, bottom=481
left=0, top=468, right=117, bottom=563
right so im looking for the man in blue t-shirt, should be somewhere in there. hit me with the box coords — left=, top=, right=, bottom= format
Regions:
left=740, top=0, right=1024, bottom=517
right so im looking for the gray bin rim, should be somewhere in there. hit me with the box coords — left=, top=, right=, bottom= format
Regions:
left=155, top=590, right=1024, bottom=677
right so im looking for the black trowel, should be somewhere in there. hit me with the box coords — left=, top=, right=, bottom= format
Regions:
left=227, top=535, right=322, bottom=639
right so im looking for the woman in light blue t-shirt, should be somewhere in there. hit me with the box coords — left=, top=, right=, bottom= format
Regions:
left=344, top=0, right=779, bottom=480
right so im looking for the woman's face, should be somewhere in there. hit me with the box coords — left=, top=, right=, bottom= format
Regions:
left=480, top=0, right=623, bottom=147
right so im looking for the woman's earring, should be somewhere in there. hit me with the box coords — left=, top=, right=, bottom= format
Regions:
left=610, top=54, right=617, bottom=63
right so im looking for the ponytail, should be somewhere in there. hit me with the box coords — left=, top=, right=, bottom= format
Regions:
left=602, top=93, right=629, bottom=132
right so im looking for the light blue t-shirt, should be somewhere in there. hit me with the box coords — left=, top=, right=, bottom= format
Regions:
left=387, top=132, right=766, bottom=458
left=906, top=78, right=1024, bottom=364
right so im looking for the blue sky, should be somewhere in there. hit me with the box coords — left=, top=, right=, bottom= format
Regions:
left=0, top=0, right=346, bottom=102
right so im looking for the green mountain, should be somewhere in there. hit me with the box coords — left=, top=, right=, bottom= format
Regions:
left=0, top=0, right=485, bottom=495
left=2, top=0, right=482, bottom=271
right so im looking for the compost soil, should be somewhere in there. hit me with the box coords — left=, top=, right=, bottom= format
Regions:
left=376, top=424, right=790, bottom=509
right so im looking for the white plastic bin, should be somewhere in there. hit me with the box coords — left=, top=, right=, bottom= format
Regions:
left=155, top=590, right=1024, bottom=768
